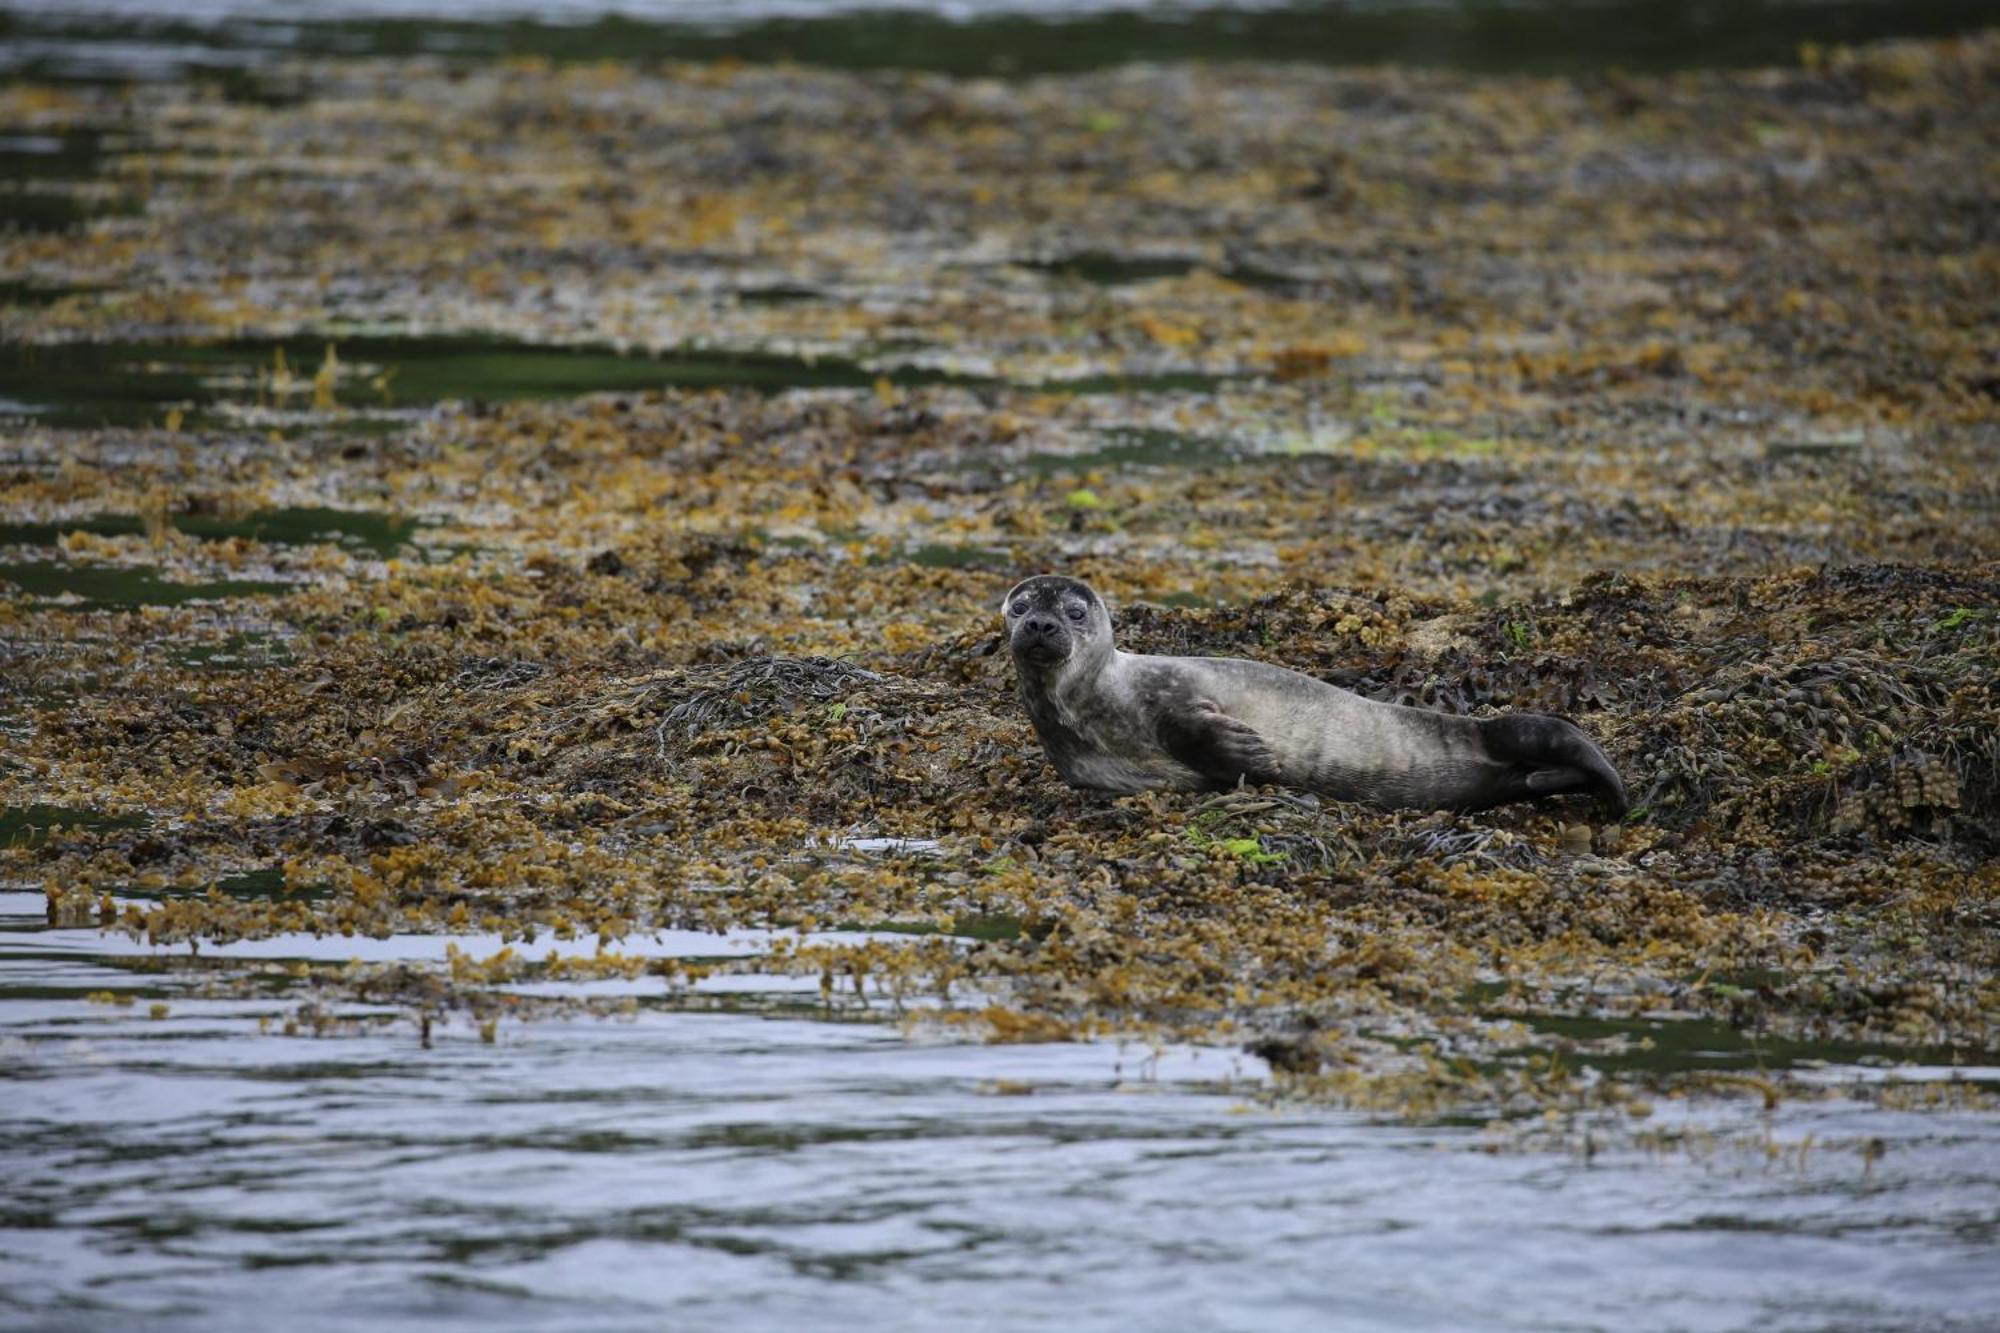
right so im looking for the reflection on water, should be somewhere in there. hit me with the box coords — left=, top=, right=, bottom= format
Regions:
left=4, top=890, right=1999, bottom=1330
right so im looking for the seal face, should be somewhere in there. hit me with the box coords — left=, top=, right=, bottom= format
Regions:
left=1001, top=575, right=1628, bottom=814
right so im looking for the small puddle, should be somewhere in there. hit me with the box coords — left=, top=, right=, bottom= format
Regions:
left=0, top=191, right=96, bottom=235
left=0, top=336, right=988, bottom=429
left=1766, top=434, right=1867, bottom=460
left=0, top=561, right=293, bottom=609
left=1504, top=1010, right=1983, bottom=1079
left=0, top=335, right=1250, bottom=427
left=893, top=543, right=1013, bottom=570
left=0, top=805, right=147, bottom=850
left=1038, top=369, right=1237, bottom=396
left=0, top=506, right=419, bottom=560
left=832, top=836, right=946, bottom=857
left=1019, top=426, right=1241, bottom=475
left=740, top=533, right=1014, bottom=570
left=0, top=128, right=123, bottom=234
left=1021, top=254, right=1206, bottom=286
left=735, top=284, right=823, bottom=305
left=0, top=129, right=105, bottom=180
left=0, top=279, right=101, bottom=307
left=1146, top=589, right=1221, bottom=610
left=115, top=869, right=326, bottom=904
left=167, top=630, right=295, bottom=671
left=837, top=914, right=1028, bottom=944
left=1018, top=254, right=1297, bottom=291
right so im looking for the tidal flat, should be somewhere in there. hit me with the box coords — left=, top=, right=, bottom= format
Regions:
left=2, top=25, right=1997, bottom=1329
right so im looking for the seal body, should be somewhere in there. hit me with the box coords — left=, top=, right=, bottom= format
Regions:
left=1002, top=575, right=1627, bottom=814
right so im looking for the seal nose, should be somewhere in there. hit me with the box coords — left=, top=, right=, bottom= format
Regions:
left=1023, top=614, right=1060, bottom=638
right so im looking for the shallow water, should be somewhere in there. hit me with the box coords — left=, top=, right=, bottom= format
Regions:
left=0, top=806, right=148, bottom=849
left=5, top=890, right=1999, bottom=1331
left=0, top=337, right=969, bottom=429
left=0, top=559, right=292, bottom=607
left=0, top=507, right=418, bottom=559
left=2, top=0, right=1993, bottom=82
left=0, top=334, right=1248, bottom=430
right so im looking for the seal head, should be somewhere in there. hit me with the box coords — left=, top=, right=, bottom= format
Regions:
left=1001, top=575, right=1112, bottom=675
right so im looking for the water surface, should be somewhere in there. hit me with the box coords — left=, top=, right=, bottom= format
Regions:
left=0, top=337, right=968, bottom=429
left=1, top=1, right=1992, bottom=82
left=4, top=891, right=1998, bottom=1331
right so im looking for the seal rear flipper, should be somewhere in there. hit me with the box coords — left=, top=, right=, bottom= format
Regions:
left=1156, top=702, right=1282, bottom=788
left=1481, top=714, right=1628, bottom=815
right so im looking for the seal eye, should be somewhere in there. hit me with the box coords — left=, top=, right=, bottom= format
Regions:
left=1065, top=605, right=1085, bottom=622
left=1010, top=599, right=1029, bottom=617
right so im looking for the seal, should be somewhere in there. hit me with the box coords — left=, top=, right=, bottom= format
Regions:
left=1002, top=575, right=1627, bottom=814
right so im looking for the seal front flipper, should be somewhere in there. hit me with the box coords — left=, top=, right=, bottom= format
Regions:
left=1479, top=714, right=1628, bottom=815
left=1155, top=701, right=1282, bottom=789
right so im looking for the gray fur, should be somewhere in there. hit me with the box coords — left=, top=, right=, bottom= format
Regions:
left=1001, top=575, right=1627, bottom=814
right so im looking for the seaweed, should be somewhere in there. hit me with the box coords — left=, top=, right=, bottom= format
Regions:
left=2, top=33, right=1995, bottom=1118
